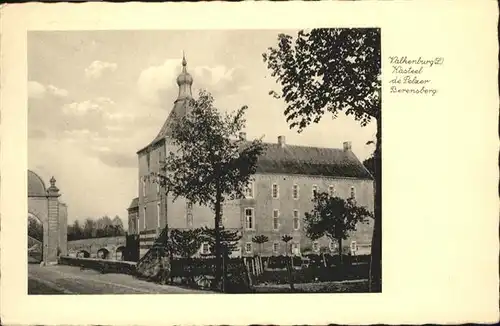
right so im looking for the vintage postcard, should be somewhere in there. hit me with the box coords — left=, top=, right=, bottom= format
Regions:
left=1, top=1, right=498, bottom=325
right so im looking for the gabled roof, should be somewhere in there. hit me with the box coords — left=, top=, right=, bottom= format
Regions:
left=128, top=197, right=139, bottom=210
left=255, top=143, right=373, bottom=180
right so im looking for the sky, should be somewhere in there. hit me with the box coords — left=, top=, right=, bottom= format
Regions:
left=28, top=30, right=377, bottom=226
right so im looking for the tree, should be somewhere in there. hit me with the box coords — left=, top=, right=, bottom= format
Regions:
left=263, top=28, right=382, bottom=292
left=281, top=235, right=294, bottom=291
left=67, top=220, right=83, bottom=241
left=252, top=235, right=269, bottom=256
left=200, top=226, right=242, bottom=256
left=170, top=228, right=203, bottom=259
left=252, top=234, right=269, bottom=270
left=83, top=218, right=97, bottom=239
left=304, top=192, right=372, bottom=265
left=28, top=215, right=43, bottom=242
left=157, top=89, right=266, bottom=290
left=363, top=140, right=376, bottom=178
left=200, top=226, right=242, bottom=291
left=112, top=215, right=125, bottom=236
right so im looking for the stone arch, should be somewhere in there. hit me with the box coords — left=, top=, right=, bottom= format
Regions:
left=77, top=250, right=90, bottom=258
left=115, top=246, right=126, bottom=261
left=97, top=248, right=110, bottom=259
left=28, top=170, right=67, bottom=265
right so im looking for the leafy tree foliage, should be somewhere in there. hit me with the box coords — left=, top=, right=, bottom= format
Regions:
left=156, top=89, right=266, bottom=287
left=252, top=235, right=269, bottom=255
left=304, top=192, right=372, bottom=264
left=200, top=226, right=242, bottom=255
left=170, top=228, right=203, bottom=259
left=28, top=215, right=43, bottom=242
left=263, top=28, right=382, bottom=292
left=67, top=216, right=125, bottom=241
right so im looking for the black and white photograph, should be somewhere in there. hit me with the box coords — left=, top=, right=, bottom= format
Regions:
left=27, top=29, right=381, bottom=294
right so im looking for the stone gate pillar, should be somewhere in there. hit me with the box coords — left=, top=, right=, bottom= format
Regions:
left=46, top=176, right=60, bottom=265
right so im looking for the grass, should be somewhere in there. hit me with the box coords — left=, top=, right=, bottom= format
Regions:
left=253, top=279, right=369, bottom=293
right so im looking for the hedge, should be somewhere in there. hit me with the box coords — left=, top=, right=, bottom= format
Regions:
left=262, top=254, right=371, bottom=269
left=256, top=263, right=370, bottom=285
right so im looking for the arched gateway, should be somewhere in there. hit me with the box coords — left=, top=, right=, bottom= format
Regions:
left=28, top=170, right=68, bottom=265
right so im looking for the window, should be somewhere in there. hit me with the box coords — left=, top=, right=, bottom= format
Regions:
left=312, top=185, right=318, bottom=198
left=156, top=176, right=160, bottom=194
left=312, top=241, right=320, bottom=252
left=272, top=183, right=279, bottom=199
left=350, top=186, right=356, bottom=199
left=157, top=202, right=161, bottom=228
left=272, top=209, right=279, bottom=231
left=273, top=242, right=279, bottom=254
left=245, top=242, right=253, bottom=254
left=186, top=201, right=193, bottom=228
left=293, top=210, right=300, bottom=230
left=143, top=207, right=147, bottom=230
left=328, top=185, right=335, bottom=197
left=142, top=177, right=146, bottom=196
left=201, top=242, right=210, bottom=255
left=350, top=241, right=357, bottom=253
left=329, top=240, right=336, bottom=252
left=245, top=208, right=254, bottom=229
left=245, top=181, right=254, bottom=198
left=292, top=184, right=299, bottom=199
left=291, top=242, right=300, bottom=255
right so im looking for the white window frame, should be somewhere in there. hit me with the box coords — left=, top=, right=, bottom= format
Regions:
left=156, top=176, right=160, bottom=194
left=143, top=206, right=147, bottom=230
left=201, top=242, right=210, bottom=255
left=312, top=184, right=318, bottom=198
left=244, top=207, right=254, bottom=230
left=292, top=184, right=299, bottom=200
left=142, top=177, right=146, bottom=196
left=293, top=209, right=300, bottom=230
left=157, top=202, right=161, bottom=228
left=245, top=242, right=253, bottom=254
left=272, top=183, right=279, bottom=199
left=272, top=209, right=280, bottom=231
left=245, top=181, right=254, bottom=198
left=273, top=242, right=279, bottom=254
left=312, top=241, right=320, bottom=252
left=328, top=185, right=335, bottom=197
left=350, top=240, right=358, bottom=253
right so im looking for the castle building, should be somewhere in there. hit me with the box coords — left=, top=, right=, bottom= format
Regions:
left=128, top=56, right=375, bottom=259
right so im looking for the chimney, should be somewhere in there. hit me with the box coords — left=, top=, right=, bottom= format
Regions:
left=278, top=135, right=286, bottom=147
left=239, top=132, right=246, bottom=141
left=343, top=141, right=352, bottom=151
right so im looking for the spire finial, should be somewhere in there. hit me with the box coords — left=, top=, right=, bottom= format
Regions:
left=182, top=51, right=187, bottom=67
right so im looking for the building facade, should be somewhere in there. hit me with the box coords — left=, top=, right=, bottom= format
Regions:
left=128, top=56, right=375, bottom=259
